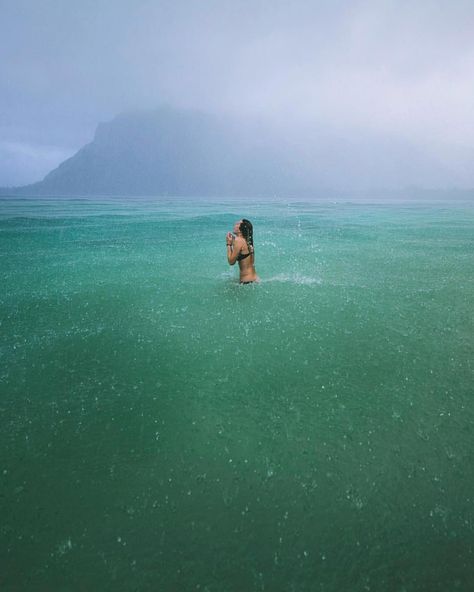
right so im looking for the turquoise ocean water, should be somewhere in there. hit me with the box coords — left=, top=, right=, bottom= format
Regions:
left=1, top=196, right=474, bottom=591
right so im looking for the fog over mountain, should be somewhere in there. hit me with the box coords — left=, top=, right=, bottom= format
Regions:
left=1, top=106, right=460, bottom=198
left=2, top=1, right=474, bottom=192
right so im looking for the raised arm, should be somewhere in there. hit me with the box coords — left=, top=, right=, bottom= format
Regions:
left=226, top=235, right=243, bottom=266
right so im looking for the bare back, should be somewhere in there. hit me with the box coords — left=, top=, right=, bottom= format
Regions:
left=235, top=237, right=258, bottom=283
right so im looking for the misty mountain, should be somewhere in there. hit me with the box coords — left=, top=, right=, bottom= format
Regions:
left=1, top=108, right=318, bottom=197
left=0, top=107, right=456, bottom=198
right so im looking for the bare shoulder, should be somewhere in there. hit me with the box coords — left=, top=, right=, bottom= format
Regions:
left=234, top=236, right=245, bottom=248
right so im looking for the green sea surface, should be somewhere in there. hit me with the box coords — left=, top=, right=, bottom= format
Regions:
left=1, top=196, right=474, bottom=591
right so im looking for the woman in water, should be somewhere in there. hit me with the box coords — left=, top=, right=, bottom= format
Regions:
left=226, top=218, right=259, bottom=284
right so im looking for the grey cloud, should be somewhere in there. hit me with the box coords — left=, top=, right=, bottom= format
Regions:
left=0, top=140, right=75, bottom=186
left=2, top=0, right=474, bottom=188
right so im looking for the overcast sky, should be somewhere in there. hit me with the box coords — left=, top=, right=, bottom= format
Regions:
left=2, top=0, right=474, bottom=188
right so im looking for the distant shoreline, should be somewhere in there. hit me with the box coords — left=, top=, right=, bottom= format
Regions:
left=2, top=192, right=474, bottom=206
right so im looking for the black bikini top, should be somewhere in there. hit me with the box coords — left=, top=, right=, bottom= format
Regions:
left=237, top=247, right=254, bottom=262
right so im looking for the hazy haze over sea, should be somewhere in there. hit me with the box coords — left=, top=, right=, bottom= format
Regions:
left=2, top=0, right=474, bottom=191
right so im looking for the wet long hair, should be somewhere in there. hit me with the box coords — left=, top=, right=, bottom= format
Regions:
left=239, top=219, right=254, bottom=253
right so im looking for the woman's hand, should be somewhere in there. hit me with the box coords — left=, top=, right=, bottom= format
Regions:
left=226, top=232, right=234, bottom=246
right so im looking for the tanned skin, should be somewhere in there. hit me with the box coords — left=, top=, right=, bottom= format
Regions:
left=226, top=219, right=258, bottom=284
